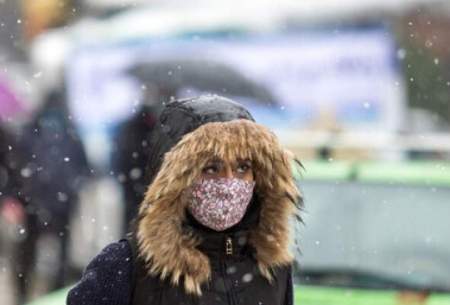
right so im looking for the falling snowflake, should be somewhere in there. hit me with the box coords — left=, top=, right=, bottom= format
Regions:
left=129, top=168, right=142, bottom=180
left=33, top=71, right=43, bottom=79
left=242, top=273, right=254, bottom=283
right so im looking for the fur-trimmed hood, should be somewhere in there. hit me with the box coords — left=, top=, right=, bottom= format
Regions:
left=136, top=117, right=302, bottom=295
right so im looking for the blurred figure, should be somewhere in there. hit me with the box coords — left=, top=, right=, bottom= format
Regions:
left=11, top=88, right=89, bottom=304
left=111, top=104, right=159, bottom=234
left=0, top=124, right=27, bottom=305
left=0, top=125, right=19, bottom=201
left=0, top=125, right=25, bottom=228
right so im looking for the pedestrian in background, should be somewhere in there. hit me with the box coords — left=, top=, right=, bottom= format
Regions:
left=0, top=123, right=28, bottom=305
left=13, top=88, right=90, bottom=304
left=111, top=104, right=159, bottom=234
left=0, top=125, right=22, bottom=214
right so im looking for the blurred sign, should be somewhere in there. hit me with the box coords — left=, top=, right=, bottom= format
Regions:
left=66, top=28, right=406, bottom=132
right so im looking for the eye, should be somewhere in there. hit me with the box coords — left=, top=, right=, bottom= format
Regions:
left=203, top=164, right=219, bottom=175
left=236, top=161, right=252, bottom=174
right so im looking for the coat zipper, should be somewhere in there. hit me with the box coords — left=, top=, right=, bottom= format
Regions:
left=222, top=236, right=238, bottom=305
left=226, top=237, right=233, bottom=256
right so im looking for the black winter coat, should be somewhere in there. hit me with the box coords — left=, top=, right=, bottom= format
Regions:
left=130, top=232, right=294, bottom=305
left=67, top=235, right=294, bottom=305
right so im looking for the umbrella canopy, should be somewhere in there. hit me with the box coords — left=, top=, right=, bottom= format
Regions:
left=128, top=59, right=277, bottom=106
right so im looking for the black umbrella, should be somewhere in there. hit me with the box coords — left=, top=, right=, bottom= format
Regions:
left=128, top=59, right=278, bottom=106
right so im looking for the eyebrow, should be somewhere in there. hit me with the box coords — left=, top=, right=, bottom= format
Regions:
left=237, top=158, right=252, bottom=164
left=205, top=158, right=224, bottom=165
left=205, top=157, right=252, bottom=166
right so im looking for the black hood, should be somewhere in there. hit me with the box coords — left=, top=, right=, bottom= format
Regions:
left=144, top=95, right=254, bottom=185
left=135, top=109, right=300, bottom=296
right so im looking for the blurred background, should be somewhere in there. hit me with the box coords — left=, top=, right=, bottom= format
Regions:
left=1, top=0, right=450, bottom=304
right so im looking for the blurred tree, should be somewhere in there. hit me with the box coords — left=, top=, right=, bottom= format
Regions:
left=395, top=8, right=450, bottom=124
left=402, top=42, right=450, bottom=123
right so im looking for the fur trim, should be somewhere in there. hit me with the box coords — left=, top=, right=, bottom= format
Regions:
left=137, top=120, right=302, bottom=295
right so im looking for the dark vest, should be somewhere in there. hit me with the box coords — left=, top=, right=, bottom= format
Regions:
left=128, top=230, right=293, bottom=305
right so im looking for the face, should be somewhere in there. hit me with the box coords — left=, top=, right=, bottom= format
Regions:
left=201, top=158, right=254, bottom=182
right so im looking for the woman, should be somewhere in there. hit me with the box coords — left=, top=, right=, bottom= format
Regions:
left=67, top=95, right=302, bottom=305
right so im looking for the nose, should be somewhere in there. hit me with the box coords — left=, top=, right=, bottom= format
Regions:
left=222, top=165, right=234, bottom=179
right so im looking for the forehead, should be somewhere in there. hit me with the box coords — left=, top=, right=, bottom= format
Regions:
left=206, top=156, right=252, bottom=164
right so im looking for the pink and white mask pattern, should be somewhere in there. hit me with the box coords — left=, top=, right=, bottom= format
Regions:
left=187, top=178, right=255, bottom=231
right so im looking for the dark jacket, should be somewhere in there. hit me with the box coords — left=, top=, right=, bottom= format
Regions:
left=67, top=95, right=302, bottom=305
left=19, top=91, right=89, bottom=229
left=110, top=105, right=158, bottom=232
left=0, top=126, right=21, bottom=201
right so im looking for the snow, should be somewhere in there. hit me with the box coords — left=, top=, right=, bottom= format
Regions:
left=20, top=167, right=32, bottom=178
left=242, top=273, right=253, bottom=283
left=129, top=168, right=142, bottom=180
left=32, top=71, right=43, bottom=79
left=226, top=265, right=237, bottom=274
left=57, top=192, right=68, bottom=202
left=397, top=49, right=407, bottom=60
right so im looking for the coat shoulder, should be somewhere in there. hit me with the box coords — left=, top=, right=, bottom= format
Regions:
left=67, top=240, right=133, bottom=305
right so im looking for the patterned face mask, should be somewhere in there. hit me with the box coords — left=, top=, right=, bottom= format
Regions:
left=187, top=177, right=255, bottom=231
